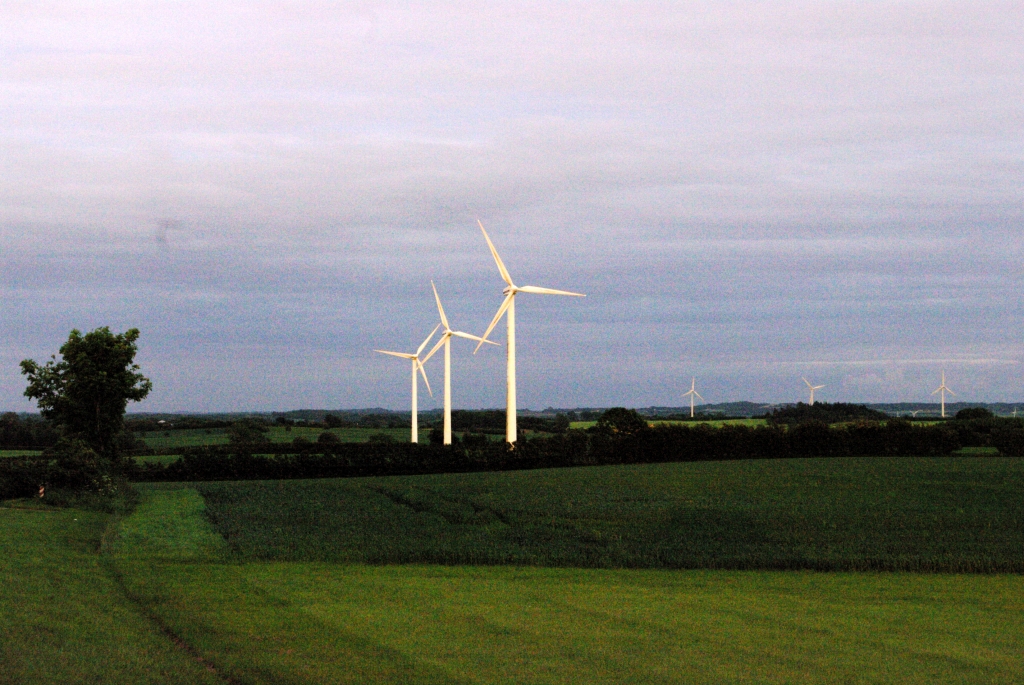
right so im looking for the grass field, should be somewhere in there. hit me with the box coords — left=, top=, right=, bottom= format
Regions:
left=0, top=449, right=42, bottom=458
left=104, top=486, right=1024, bottom=684
left=195, top=456, right=1024, bottom=572
left=570, top=418, right=766, bottom=430
left=0, top=500, right=221, bottom=685
left=4, top=456, right=1024, bottom=683
left=137, top=425, right=413, bottom=449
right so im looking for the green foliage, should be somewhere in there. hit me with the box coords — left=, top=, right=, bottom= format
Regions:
left=0, top=412, right=59, bottom=448
left=594, top=407, right=649, bottom=435
left=227, top=418, right=270, bottom=446
left=20, top=327, right=151, bottom=458
left=195, top=457, right=1024, bottom=572
left=427, top=425, right=445, bottom=445
left=317, top=430, right=340, bottom=444
left=956, top=407, right=994, bottom=420
left=767, top=401, right=888, bottom=425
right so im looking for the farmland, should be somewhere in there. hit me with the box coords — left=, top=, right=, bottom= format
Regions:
left=195, top=456, right=1024, bottom=572
left=3, top=456, right=1023, bottom=683
left=136, top=425, right=412, bottom=449
left=111, top=490, right=1024, bottom=685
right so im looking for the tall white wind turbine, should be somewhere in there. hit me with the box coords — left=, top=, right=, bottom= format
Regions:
left=803, top=377, right=825, bottom=405
left=932, top=370, right=955, bottom=418
left=375, top=325, right=439, bottom=443
left=473, top=220, right=585, bottom=444
left=421, top=281, right=498, bottom=445
left=682, top=377, right=704, bottom=418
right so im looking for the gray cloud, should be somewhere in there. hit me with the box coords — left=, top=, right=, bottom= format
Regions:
left=1, top=2, right=1022, bottom=411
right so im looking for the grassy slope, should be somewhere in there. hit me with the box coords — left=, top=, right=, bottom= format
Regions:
left=0, top=500, right=221, bottom=685
left=195, top=457, right=1024, bottom=572
left=112, top=487, right=1024, bottom=685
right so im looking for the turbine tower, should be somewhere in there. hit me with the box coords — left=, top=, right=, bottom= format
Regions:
left=421, top=281, right=498, bottom=445
left=473, top=220, right=585, bottom=444
left=682, top=377, right=704, bottom=418
left=932, top=370, right=955, bottom=418
left=803, top=377, right=825, bottom=405
left=375, top=325, right=439, bottom=443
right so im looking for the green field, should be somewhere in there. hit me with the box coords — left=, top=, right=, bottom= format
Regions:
left=195, top=457, right=1024, bottom=571
left=137, top=425, right=413, bottom=449
left=0, top=449, right=42, bottom=458
left=0, top=500, right=221, bottom=684
left=570, top=418, right=766, bottom=430
left=105, top=483, right=1023, bottom=684
left=4, top=456, right=1024, bottom=683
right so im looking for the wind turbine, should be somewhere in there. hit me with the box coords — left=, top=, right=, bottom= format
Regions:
left=421, top=281, right=498, bottom=445
left=375, top=325, right=439, bottom=443
left=802, top=377, right=825, bottom=405
left=682, top=377, right=704, bottom=418
left=932, top=370, right=955, bottom=418
left=473, top=220, right=585, bottom=444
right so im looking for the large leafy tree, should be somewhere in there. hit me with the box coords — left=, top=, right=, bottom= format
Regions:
left=21, top=327, right=152, bottom=458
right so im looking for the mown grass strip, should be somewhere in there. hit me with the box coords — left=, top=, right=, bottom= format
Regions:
left=0, top=500, right=222, bottom=685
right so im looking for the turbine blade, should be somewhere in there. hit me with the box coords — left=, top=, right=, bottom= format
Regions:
left=451, top=330, right=499, bottom=345
left=474, top=292, right=514, bottom=354
left=417, top=359, right=433, bottom=397
left=430, top=281, right=450, bottom=330
left=803, top=377, right=812, bottom=388
left=694, top=391, right=705, bottom=402
left=517, top=285, right=585, bottom=297
left=376, top=350, right=415, bottom=359
left=421, top=334, right=450, bottom=365
left=814, top=385, right=825, bottom=390
left=416, top=324, right=441, bottom=356
left=478, top=220, right=514, bottom=287
left=932, top=387, right=941, bottom=395
left=946, top=387, right=955, bottom=395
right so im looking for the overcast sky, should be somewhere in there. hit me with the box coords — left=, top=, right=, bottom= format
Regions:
left=2, top=1, right=1022, bottom=413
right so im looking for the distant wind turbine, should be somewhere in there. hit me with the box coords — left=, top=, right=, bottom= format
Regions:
left=375, top=325, right=440, bottom=443
left=932, top=370, right=955, bottom=418
left=682, top=377, right=704, bottom=418
left=421, top=281, right=498, bottom=445
left=473, top=221, right=585, bottom=444
left=802, top=377, right=825, bottom=405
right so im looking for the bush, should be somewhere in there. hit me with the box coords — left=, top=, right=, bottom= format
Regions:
left=956, top=407, right=994, bottom=420
left=317, top=431, right=340, bottom=445
left=594, top=408, right=649, bottom=436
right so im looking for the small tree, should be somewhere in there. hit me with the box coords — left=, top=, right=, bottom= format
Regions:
left=595, top=408, right=649, bottom=436
left=21, top=327, right=152, bottom=460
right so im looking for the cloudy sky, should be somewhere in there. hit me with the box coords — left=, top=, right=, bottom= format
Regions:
left=2, top=1, right=1022, bottom=412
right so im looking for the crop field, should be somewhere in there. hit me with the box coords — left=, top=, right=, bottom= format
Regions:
left=107, top=483, right=1023, bottom=684
left=4, top=456, right=1023, bottom=684
left=195, top=456, right=1024, bottom=572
